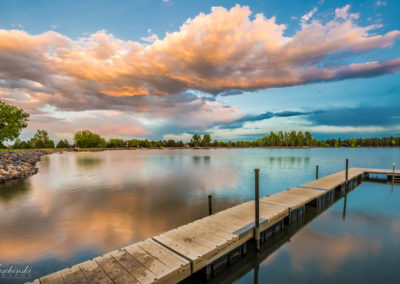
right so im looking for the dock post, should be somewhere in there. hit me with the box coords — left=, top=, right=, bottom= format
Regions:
left=316, top=165, right=319, bottom=180
left=342, top=193, right=347, bottom=220
left=345, top=159, right=349, bottom=192
left=254, top=169, right=260, bottom=250
left=393, top=163, right=395, bottom=185
left=208, top=195, right=213, bottom=215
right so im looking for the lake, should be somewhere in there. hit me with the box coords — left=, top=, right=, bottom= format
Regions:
left=0, top=148, right=399, bottom=283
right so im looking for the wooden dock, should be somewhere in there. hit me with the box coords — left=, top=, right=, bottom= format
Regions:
left=28, top=167, right=399, bottom=284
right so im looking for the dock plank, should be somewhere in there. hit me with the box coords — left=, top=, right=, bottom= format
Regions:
left=95, top=253, right=139, bottom=284
left=111, top=249, right=157, bottom=284
left=260, top=190, right=312, bottom=209
left=78, top=260, right=113, bottom=284
left=59, top=266, right=87, bottom=284
left=153, top=234, right=201, bottom=261
left=137, top=239, right=191, bottom=282
left=124, top=243, right=175, bottom=282
left=40, top=272, right=64, bottom=284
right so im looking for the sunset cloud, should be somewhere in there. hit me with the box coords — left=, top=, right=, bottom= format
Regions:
left=0, top=4, right=400, bottom=139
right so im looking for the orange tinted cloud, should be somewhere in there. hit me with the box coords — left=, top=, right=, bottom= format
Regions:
left=0, top=4, right=399, bottom=139
left=1, top=5, right=399, bottom=104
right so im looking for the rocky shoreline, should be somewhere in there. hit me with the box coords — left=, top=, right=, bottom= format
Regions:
left=0, top=150, right=52, bottom=183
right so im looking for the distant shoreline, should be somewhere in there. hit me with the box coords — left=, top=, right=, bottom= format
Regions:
left=1, top=146, right=399, bottom=153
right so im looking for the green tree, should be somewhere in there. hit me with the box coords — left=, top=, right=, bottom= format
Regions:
left=278, top=131, right=284, bottom=147
left=12, top=138, right=29, bottom=149
left=107, top=139, right=126, bottom=148
left=28, top=129, right=55, bottom=148
left=305, top=131, right=312, bottom=147
left=201, top=134, right=211, bottom=147
left=74, top=130, right=106, bottom=148
left=127, top=139, right=141, bottom=148
left=56, top=139, right=70, bottom=148
left=190, top=134, right=201, bottom=147
left=165, top=139, right=177, bottom=147
left=297, top=131, right=304, bottom=147
left=289, top=130, right=297, bottom=147
left=0, top=101, right=29, bottom=145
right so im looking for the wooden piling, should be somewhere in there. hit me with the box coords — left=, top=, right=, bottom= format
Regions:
left=254, top=169, right=260, bottom=250
left=208, top=195, right=213, bottom=215
left=316, top=165, right=319, bottom=180
left=393, top=163, right=395, bottom=185
left=342, top=193, right=347, bottom=220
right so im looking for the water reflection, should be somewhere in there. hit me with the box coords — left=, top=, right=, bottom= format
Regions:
left=0, top=180, right=30, bottom=203
left=192, top=155, right=211, bottom=166
left=265, top=156, right=311, bottom=168
left=76, top=156, right=103, bottom=169
left=0, top=148, right=399, bottom=283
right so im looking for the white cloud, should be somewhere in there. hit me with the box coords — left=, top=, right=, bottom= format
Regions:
left=376, top=1, right=387, bottom=6
left=301, top=7, right=317, bottom=24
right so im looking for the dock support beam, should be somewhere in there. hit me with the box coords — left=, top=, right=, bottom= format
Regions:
left=254, top=168, right=260, bottom=251
left=208, top=195, right=213, bottom=215
left=316, top=165, right=319, bottom=180
left=393, top=163, right=395, bottom=185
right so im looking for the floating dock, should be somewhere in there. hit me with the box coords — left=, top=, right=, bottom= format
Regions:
left=28, top=167, right=400, bottom=284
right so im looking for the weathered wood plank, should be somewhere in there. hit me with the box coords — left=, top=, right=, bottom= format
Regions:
left=124, top=244, right=174, bottom=281
left=153, top=235, right=200, bottom=261
left=78, top=260, right=113, bottom=284
left=59, top=266, right=87, bottom=284
left=137, top=240, right=191, bottom=284
left=137, top=239, right=189, bottom=270
left=40, top=271, right=64, bottom=284
left=260, top=191, right=311, bottom=209
left=111, top=249, right=157, bottom=284
left=95, top=253, right=139, bottom=284
left=189, top=221, right=237, bottom=243
left=163, top=229, right=214, bottom=253
left=173, top=226, right=229, bottom=252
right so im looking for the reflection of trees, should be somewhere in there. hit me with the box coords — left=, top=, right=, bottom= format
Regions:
left=192, top=156, right=211, bottom=166
left=76, top=156, right=103, bottom=169
left=265, top=156, right=311, bottom=167
left=0, top=180, right=31, bottom=203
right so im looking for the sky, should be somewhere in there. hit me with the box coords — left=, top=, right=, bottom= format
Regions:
left=0, top=0, right=399, bottom=142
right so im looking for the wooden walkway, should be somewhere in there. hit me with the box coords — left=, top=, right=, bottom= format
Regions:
left=28, top=167, right=399, bottom=284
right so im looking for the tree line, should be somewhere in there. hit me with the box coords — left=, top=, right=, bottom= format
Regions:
left=7, top=129, right=400, bottom=149
left=1, top=100, right=399, bottom=149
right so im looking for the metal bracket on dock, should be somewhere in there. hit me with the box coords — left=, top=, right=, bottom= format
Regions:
left=297, top=185, right=329, bottom=191
left=233, top=218, right=267, bottom=239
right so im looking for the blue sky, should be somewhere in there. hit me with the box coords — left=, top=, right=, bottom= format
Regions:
left=0, top=0, right=399, bottom=141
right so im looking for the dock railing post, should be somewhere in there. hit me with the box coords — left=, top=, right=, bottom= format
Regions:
left=316, top=165, right=319, bottom=180
left=254, top=169, right=260, bottom=250
left=345, top=159, right=349, bottom=191
left=393, top=163, right=395, bottom=185
left=208, top=195, right=213, bottom=215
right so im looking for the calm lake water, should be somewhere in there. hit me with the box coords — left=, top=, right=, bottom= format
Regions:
left=0, top=148, right=399, bottom=283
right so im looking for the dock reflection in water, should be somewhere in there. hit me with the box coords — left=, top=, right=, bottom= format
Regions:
left=0, top=148, right=399, bottom=283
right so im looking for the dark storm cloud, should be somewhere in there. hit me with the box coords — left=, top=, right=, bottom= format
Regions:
left=307, top=106, right=400, bottom=127
left=219, top=110, right=322, bottom=129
